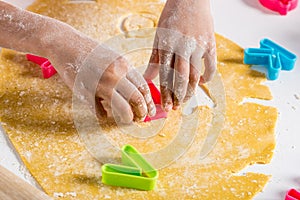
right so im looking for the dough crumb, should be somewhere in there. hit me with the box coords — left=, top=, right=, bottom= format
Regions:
left=159, top=133, right=166, bottom=137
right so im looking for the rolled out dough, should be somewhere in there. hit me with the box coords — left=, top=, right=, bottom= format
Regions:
left=0, top=0, right=277, bottom=199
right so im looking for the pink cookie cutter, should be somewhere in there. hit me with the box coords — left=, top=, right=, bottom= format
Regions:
left=144, top=81, right=167, bottom=122
left=259, top=0, right=298, bottom=15
left=26, top=54, right=57, bottom=79
left=286, top=189, right=300, bottom=200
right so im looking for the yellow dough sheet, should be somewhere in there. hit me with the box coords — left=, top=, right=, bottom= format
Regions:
left=0, top=0, right=277, bottom=199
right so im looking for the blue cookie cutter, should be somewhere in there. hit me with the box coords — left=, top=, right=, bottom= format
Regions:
left=244, top=38, right=297, bottom=80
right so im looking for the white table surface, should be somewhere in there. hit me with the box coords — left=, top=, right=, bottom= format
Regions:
left=1, top=0, right=300, bottom=199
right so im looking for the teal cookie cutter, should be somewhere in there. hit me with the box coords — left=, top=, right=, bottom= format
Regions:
left=244, top=38, right=297, bottom=80
left=101, top=145, right=158, bottom=190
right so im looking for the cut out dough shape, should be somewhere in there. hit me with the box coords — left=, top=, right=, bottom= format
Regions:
left=0, top=0, right=277, bottom=199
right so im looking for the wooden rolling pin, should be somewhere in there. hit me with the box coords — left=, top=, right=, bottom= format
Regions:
left=0, top=165, right=51, bottom=200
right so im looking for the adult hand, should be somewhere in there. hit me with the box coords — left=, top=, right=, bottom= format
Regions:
left=144, top=0, right=216, bottom=111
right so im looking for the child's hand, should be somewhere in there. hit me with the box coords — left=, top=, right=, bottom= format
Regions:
left=84, top=46, right=156, bottom=124
left=144, top=0, right=216, bottom=111
left=48, top=37, right=156, bottom=124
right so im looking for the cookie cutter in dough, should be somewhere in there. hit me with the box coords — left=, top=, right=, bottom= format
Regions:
left=285, top=188, right=300, bottom=200
left=26, top=54, right=57, bottom=79
left=144, top=80, right=167, bottom=122
left=259, top=0, right=298, bottom=15
left=244, top=38, right=297, bottom=80
left=101, top=144, right=158, bottom=190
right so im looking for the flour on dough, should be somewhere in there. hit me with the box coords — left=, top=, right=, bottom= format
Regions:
left=0, top=0, right=277, bottom=199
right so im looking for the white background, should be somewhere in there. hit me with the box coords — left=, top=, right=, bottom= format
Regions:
left=0, top=0, right=300, bottom=199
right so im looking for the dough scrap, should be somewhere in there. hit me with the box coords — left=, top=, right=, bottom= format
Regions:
left=0, top=0, right=277, bottom=199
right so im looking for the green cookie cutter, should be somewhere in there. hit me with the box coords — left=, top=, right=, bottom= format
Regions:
left=101, top=144, right=159, bottom=190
